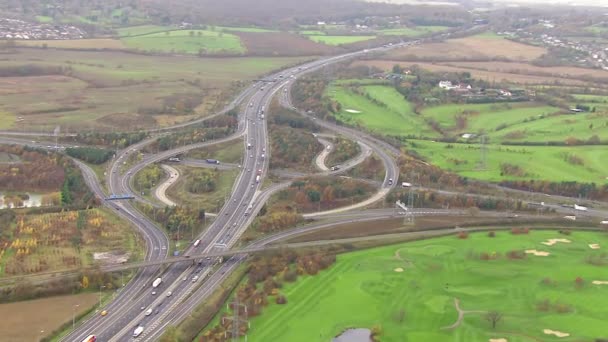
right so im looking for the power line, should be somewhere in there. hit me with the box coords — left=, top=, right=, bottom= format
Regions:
left=223, top=294, right=249, bottom=342
left=477, top=134, right=488, bottom=171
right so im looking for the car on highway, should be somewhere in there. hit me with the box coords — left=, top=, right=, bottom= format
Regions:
left=145, top=308, right=153, bottom=316
left=166, top=291, right=172, bottom=297
left=192, top=275, right=199, bottom=283
left=100, top=310, right=108, bottom=316
left=152, top=291, right=157, bottom=295
left=133, top=326, right=144, bottom=338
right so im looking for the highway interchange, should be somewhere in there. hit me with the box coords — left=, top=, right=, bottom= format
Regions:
left=1, top=31, right=607, bottom=341
left=55, top=41, right=412, bottom=341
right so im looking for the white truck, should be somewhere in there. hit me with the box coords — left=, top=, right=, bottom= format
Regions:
left=574, top=204, right=588, bottom=211
left=255, top=175, right=261, bottom=183
left=152, top=277, right=162, bottom=288
left=193, top=239, right=200, bottom=247
left=133, top=326, right=144, bottom=337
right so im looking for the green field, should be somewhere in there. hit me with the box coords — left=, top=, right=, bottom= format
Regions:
left=409, top=139, right=608, bottom=182
left=472, top=31, right=504, bottom=39
left=298, top=30, right=327, bottom=35
left=116, top=25, right=173, bottom=37
left=491, top=111, right=608, bottom=143
left=379, top=26, right=449, bottom=36
left=243, top=230, right=608, bottom=342
left=421, top=102, right=563, bottom=135
left=185, top=140, right=244, bottom=164
left=35, top=15, right=54, bottom=23
left=120, top=29, right=245, bottom=54
left=217, top=26, right=277, bottom=33
left=308, top=35, right=376, bottom=45
left=585, top=25, right=608, bottom=34
left=327, top=83, right=438, bottom=137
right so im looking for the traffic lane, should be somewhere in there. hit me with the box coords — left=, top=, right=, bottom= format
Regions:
left=68, top=65, right=270, bottom=341
left=131, top=69, right=274, bottom=340
left=112, top=43, right=399, bottom=340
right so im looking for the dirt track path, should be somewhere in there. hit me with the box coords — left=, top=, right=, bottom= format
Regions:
left=442, top=298, right=486, bottom=330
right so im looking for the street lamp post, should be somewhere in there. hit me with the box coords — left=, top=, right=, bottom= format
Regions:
left=72, top=304, right=79, bottom=330
left=98, top=285, right=106, bottom=311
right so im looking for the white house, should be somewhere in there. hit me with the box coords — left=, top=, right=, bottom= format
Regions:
left=438, top=81, right=454, bottom=89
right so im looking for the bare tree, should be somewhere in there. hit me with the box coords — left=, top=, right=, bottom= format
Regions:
left=485, top=311, right=503, bottom=329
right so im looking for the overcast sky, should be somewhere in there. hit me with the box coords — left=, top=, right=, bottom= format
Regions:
left=368, top=0, right=608, bottom=7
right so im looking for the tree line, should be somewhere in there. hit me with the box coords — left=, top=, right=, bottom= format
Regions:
left=66, top=147, right=114, bottom=165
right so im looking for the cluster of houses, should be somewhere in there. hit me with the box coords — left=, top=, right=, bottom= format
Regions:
left=498, top=25, right=608, bottom=71
left=438, top=80, right=532, bottom=102
left=0, top=18, right=86, bottom=40
left=438, top=80, right=471, bottom=91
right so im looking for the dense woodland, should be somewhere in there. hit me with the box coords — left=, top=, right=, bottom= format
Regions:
left=268, top=102, right=322, bottom=172
left=137, top=204, right=206, bottom=241
left=325, top=136, right=361, bottom=166
left=1, top=0, right=470, bottom=30
left=0, top=145, right=65, bottom=192
left=0, top=145, right=94, bottom=208
left=62, top=131, right=148, bottom=149
left=149, top=112, right=238, bottom=152
left=186, top=168, right=219, bottom=194
left=66, top=147, right=114, bottom=165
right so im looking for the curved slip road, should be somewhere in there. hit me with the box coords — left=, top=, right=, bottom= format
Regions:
left=155, top=164, right=179, bottom=207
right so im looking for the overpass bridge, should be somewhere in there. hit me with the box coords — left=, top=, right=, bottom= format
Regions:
left=2, top=221, right=598, bottom=286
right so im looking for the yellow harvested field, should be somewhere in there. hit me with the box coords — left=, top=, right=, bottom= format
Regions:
left=385, top=37, right=547, bottom=62
left=353, top=60, right=592, bottom=86
left=12, top=39, right=126, bottom=50
left=442, top=61, right=608, bottom=81
left=0, top=293, right=98, bottom=341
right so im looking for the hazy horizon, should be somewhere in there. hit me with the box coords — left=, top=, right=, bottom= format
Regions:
left=366, top=0, right=608, bottom=7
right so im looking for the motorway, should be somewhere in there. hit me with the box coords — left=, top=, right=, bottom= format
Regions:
left=67, top=42, right=413, bottom=341
left=68, top=59, right=311, bottom=341
left=4, top=26, right=588, bottom=341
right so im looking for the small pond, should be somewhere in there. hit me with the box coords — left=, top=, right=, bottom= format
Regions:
left=0, top=193, right=43, bottom=209
left=332, top=328, right=372, bottom=342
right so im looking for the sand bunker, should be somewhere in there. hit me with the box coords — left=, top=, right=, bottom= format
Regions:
left=592, top=280, right=608, bottom=285
left=394, top=267, right=404, bottom=272
left=344, top=109, right=361, bottom=113
left=525, top=249, right=550, bottom=257
left=489, top=339, right=508, bottom=342
left=589, top=243, right=601, bottom=249
left=541, top=238, right=572, bottom=246
left=543, top=329, right=570, bottom=338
